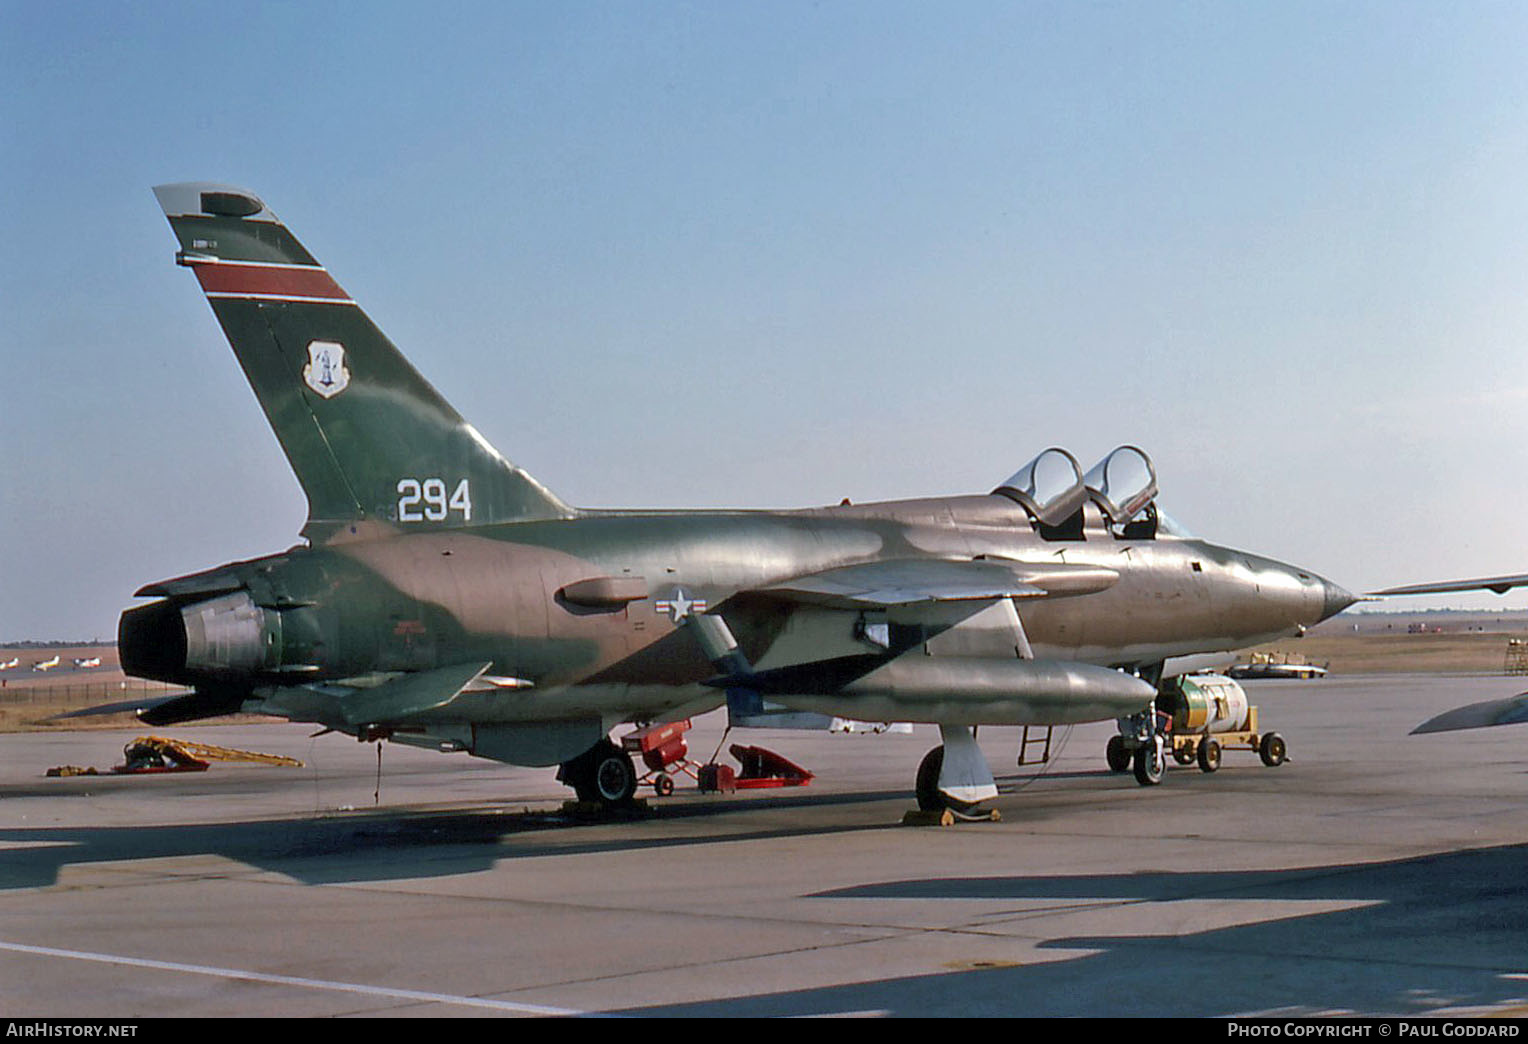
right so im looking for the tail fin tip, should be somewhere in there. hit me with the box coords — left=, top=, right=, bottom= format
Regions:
left=153, top=182, right=272, bottom=221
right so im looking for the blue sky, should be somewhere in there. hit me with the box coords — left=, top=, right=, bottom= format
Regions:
left=4, top=1, right=1528, bottom=638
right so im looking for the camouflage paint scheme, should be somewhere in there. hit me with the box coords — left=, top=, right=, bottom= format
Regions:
left=119, top=184, right=1354, bottom=803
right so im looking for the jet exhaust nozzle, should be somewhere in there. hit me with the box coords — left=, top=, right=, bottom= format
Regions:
left=119, top=590, right=280, bottom=685
left=118, top=599, right=188, bottom=682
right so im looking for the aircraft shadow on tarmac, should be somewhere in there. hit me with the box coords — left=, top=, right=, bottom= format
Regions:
left=4, top=800, right=1526, bottom=1016
left=611, top=845, right=1528, bottom=1018
left=0, top=788, right=910, bottom=890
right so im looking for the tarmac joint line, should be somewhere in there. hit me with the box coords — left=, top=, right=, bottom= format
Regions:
left=0, top=938, right=595, bottom=1017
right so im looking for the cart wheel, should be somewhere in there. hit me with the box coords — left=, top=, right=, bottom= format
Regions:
left=1173, top=743, right=1196, bottom=766
left=1106, top=735, right=1131, bottom=773
left=1133, top=743, right=1164, bottom=786
left=1197, top=737, right=1221, bottom=773
left=654, top=773, right=674, bottom=797
left=1259, top=732, right=1287, bottom=767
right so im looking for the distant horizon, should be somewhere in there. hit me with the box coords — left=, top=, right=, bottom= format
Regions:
left=1, top=639, right=116, bottom=648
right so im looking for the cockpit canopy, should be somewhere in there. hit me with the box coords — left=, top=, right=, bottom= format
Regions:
left=993, top=448, right=1087, bottom=527
left=996, top=446, right=1161, bottom=539
left=1083, top=445, right=1157, bottom=524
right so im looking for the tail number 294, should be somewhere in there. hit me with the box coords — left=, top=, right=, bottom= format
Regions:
left=397, top=478, right=472, bottom=522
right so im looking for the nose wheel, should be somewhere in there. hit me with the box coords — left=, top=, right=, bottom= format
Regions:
left=1113, top=704, right=1170, bottom=786
left=1132, top=739, right=1165, bottom=785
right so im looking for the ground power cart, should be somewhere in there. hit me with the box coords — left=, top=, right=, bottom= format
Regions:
left=1107, top=672, right=1287, bottom=784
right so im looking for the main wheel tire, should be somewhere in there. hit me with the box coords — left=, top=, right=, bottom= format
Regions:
left=1106, top=735, right=1131, bottom=773
left=564, top=739, right=638, bottom=806
left=1259, top=732, right=1287, bottom=767
left=1197, top=737, right=1221, bottom=773
left=1133, top=743, right=1164, bottom=786
left=592, top=749, right=637, bottom=805
left=915, top=745, right=946, bottom=811
left=914, top=744, right=985, bottom=815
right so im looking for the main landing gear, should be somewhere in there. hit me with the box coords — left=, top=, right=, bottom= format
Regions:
left=557, top=738, right=637, bottom=807
left=912, top=725, right=1001, bottom=820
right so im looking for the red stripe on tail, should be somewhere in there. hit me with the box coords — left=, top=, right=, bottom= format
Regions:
left=191, top=262, right=350, bottom=300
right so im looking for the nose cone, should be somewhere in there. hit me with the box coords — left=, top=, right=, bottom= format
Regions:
left=1236, top=551, right=1357, bottom=634
left=1318, top=577, right=1357, bottom=623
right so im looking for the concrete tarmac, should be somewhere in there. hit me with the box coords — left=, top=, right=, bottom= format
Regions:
left=2, top=673, right=1526, bottom=1018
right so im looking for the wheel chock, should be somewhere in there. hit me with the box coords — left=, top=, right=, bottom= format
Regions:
left=901, top=807, right=1001, bottom=826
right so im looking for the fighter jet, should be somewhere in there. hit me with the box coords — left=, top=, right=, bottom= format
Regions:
left=116, top=183, right=1354, bottom=812
left=1372, top=573, right=1528, bottom=735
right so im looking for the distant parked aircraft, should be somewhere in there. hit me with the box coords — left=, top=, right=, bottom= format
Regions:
left=73, top=657, right=102, bottom=668
left=32, top=655, right=61, bottom=672
left=1373, top=573, right=1528, bottom=736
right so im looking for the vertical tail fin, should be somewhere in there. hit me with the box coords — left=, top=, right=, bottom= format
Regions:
left=154, top=183, right=572, bottom=542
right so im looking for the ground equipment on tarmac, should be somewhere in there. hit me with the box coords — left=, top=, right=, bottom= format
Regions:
left=697, top=744, right=815, bottom=793
left=112, top=735, right=305, bottom=774
left=621, top=719, right=701, bottom=796
left=1106, top=673, right=1287, bottom=783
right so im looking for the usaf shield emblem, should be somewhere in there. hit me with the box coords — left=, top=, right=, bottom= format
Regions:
left=303, top=340, right=350, bottom=398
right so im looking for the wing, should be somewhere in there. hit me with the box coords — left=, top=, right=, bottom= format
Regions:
left=714, top=557, right=1152, bottom=727
left=1372, top=573, right=1528, bottom=597
left=1413, top=692, right=1528, bottom=734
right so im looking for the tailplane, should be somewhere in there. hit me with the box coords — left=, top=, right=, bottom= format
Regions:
left=154, top=183, right=572, bottom=541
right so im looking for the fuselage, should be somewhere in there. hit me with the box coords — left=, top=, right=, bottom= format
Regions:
left=120, top=491, right=1349, bottom=730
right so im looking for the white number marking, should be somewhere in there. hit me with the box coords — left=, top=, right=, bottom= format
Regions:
left=397, top=478, right=471, bottom=522
left=449, top=478, right=472, bottom=521
left=396, top=478, right=423, bottom=522
left=422, top=478, right=447, bottom=520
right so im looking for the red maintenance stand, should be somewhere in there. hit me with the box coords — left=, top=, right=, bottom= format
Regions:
left=621, top=719, right=701, bottom=796
left=620, top=720, right=815, bottom=796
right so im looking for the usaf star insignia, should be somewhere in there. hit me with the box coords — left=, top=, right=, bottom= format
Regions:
left=655, top=588, right=707, bottom=623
